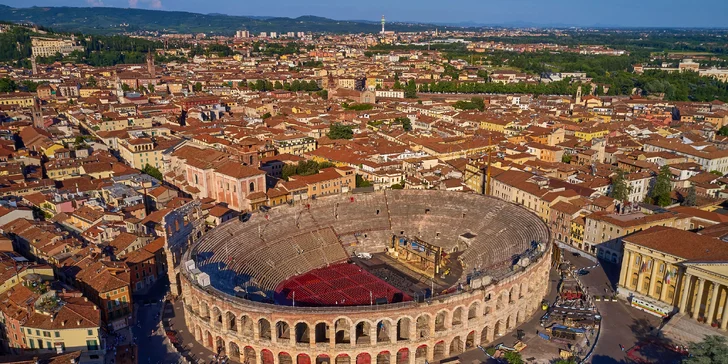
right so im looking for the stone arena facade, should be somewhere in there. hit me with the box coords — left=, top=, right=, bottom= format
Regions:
left=176, top=191, right=552, bottom=364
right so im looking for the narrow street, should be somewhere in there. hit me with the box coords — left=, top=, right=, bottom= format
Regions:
left=131, top=278, right=182, bottom=364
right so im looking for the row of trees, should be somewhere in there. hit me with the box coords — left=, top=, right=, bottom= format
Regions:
left=246, top=79, right=321, bottom=92
left=281, top=160, right=335, bottom=180
left=420, top=79, right=578, bottom=96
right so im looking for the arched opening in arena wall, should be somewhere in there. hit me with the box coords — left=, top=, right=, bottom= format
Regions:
left=451, top=307, right=464, bottom=326
left=433, top=341, right=446, bottom=361
left=295, top=322, right=310, bottom=344
left=276, top=321, right=291, bottom=341
left=240, top=315, right=254, bottom=338
left=355, top=321, right=372, bottom=345
left=519, top=282, right=527, bottom=298
left=467, top=302, right=478, bottom=322
left=494, top=320, right=503, bottom=337
left=226, top=311, right=237, bottom=332
left=205, top=330, right=213, bottom=348
left=356, top=352, right=371, bottom=364
left=228, top=342, right=240, bottom=360
left=376, top=351, right=390, bottom=364
left=316, top=354, right=330, bottom=364
left=279, top=352, right=293, bottom=364
left=200, top=301, right=210, bottom=321
left=195, top=326, right=202, bottom=341
left=396, top=317, right=411, bottom=341
left=315, top=322, right=329, bottom=344
left=244, top=346, right=257, bottom=364
left=335, top=354, right=351, bottom=364
left=212, top=307, right=222, bottom=326
left=335, top=318, right=351, bottom=344
left=465, top=331, right=475, bottom=349
left=415, top=345, right=428, bottom=364
left=516, top=310, right=522, bottom=325
left=298, top=354, right=312, bottom=364
left=396, top=348, right=409, bottom=364
left=483, top=305, right=492, bottom=317
left=480, top=326, right=491, bottom=345
left=261, top=349, right=274, bottom=364
left=214, top=336, right=225, bottom=356
left=509, top=286, right=516, bottom=304
left=415, top=314, right=430, bottom=339
left=434, top=311, right=447, bottom=332
left=506, top=315, right=513, bottom=331
left=496, top=292, right=505, bottom=309
left=376, top=320, right=392, bottom=343
left=259, top=318, right=272, bottom=340
left=449, top=335, right=463, bottom=356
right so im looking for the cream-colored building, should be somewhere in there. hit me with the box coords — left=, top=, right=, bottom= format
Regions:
left=22, top=291, right=105, bottom=363
left=31, top=37, right=84, bottom=58
left=0, top=92, right=35, bottom=108
left=618, top=226, right=728, bottom=331
left=583, top=210, right=691, bottom=263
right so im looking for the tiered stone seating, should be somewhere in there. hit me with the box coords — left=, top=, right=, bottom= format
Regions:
left=192, top=190, right=550, bottom=296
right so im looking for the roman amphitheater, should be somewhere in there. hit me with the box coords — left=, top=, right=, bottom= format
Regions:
left=179, top=190, right=552, bottom=364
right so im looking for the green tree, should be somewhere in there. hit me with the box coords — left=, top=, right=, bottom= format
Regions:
left=502, top=351, right=524, bottom=364
left=684, top=186, right=697, bottom=207
left=274, top=81, right=283, bottom=90
left=710, top=170, right=723, bottom=176
left=683, top=335, right=728, bottom=364
left=391, top=182, right=405, bottom=189
left=0, top=78, right=18, bottom=92
left=262, top=112, right=272, bottom=119
left=404, top=80, right=418, bottom=98
left=355, top=174, right=373, bottom=188
left=561, top=154, right=572, bottom=163
left=87, top=76, right=97, bottom=87
left=142, top=164, right=163, bottom=181
left=328, top=123, right=354, bottom=140
left=649, top=165, right=673, bottom=207
left=193, top=82, right=203, bottom=92
left=719, top=126, right=728, bottom=137
left=121, top=83, right=131, bottom=92
left=609, top=169, right=631, bottom=202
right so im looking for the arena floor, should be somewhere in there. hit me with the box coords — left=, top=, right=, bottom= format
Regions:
left=274, top=262, right=412, bottom=306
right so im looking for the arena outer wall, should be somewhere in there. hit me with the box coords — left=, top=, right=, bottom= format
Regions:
left=178, top=242, right=552, bottom=364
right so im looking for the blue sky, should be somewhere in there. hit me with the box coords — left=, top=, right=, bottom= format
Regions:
left=2, top=0, right=727, bottom=27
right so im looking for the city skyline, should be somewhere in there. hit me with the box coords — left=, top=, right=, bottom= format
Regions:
left=1, top=0, right=728, bottom=28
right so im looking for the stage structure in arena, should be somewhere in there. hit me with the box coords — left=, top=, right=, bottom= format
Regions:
left=390, top=236, right=446, bottom=278
left=174, top=190, right=552, bottom=364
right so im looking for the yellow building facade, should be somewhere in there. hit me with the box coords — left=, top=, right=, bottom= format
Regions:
left=618, top=227, right=728, bottom=331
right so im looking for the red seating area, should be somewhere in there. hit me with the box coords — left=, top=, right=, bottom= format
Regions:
left=275, top=263, right=411, bottom=306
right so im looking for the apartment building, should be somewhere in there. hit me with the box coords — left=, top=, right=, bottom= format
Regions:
left=583, top=210, right=691, bottom=263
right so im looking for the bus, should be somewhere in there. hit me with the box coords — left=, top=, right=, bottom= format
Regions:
left=629, top=296, right=672, bottom=318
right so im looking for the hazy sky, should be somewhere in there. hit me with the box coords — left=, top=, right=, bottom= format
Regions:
left=2, top=0, right=727, bottom=27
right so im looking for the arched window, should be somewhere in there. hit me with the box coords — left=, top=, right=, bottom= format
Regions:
left=249, top=182, right=255, bottom=192
left=194, top=174, right=198, bottom=185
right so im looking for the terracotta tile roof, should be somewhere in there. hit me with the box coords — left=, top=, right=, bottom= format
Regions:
left=624, top=226, right=728, bottom=262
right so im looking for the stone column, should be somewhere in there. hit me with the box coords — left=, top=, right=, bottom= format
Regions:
left=637, top=256, right=647, bottom=295
left=692, top=278, right=705, bottom=320
left=679, top=274, right=692, bottom=313
left=721, top=297, right=728, bottom=330
left=329, top=324, right=335, bottom=349
left=350, top=324, right=356, bottom=348
left=619, top=250, right=631, bottom=288
left=648, top=259, right=659, bottom=298
left=707, top=283, right=721, bottom=325
left=659, top=268, right=670, bottom=303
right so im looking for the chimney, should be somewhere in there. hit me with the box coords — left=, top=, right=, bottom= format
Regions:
left=61, top=320, right=65, bottom=326
left=77, top=319, right=82, bottom=326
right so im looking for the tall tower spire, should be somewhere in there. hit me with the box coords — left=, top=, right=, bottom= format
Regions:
left=31, top=56, right=38, bottom=75
left=381, top=15, right=386, bottom=34
left=147, top=50, right=155, bottom=78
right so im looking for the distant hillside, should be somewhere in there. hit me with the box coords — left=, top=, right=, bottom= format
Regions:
left=0, top=5, right=453, bottom=35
